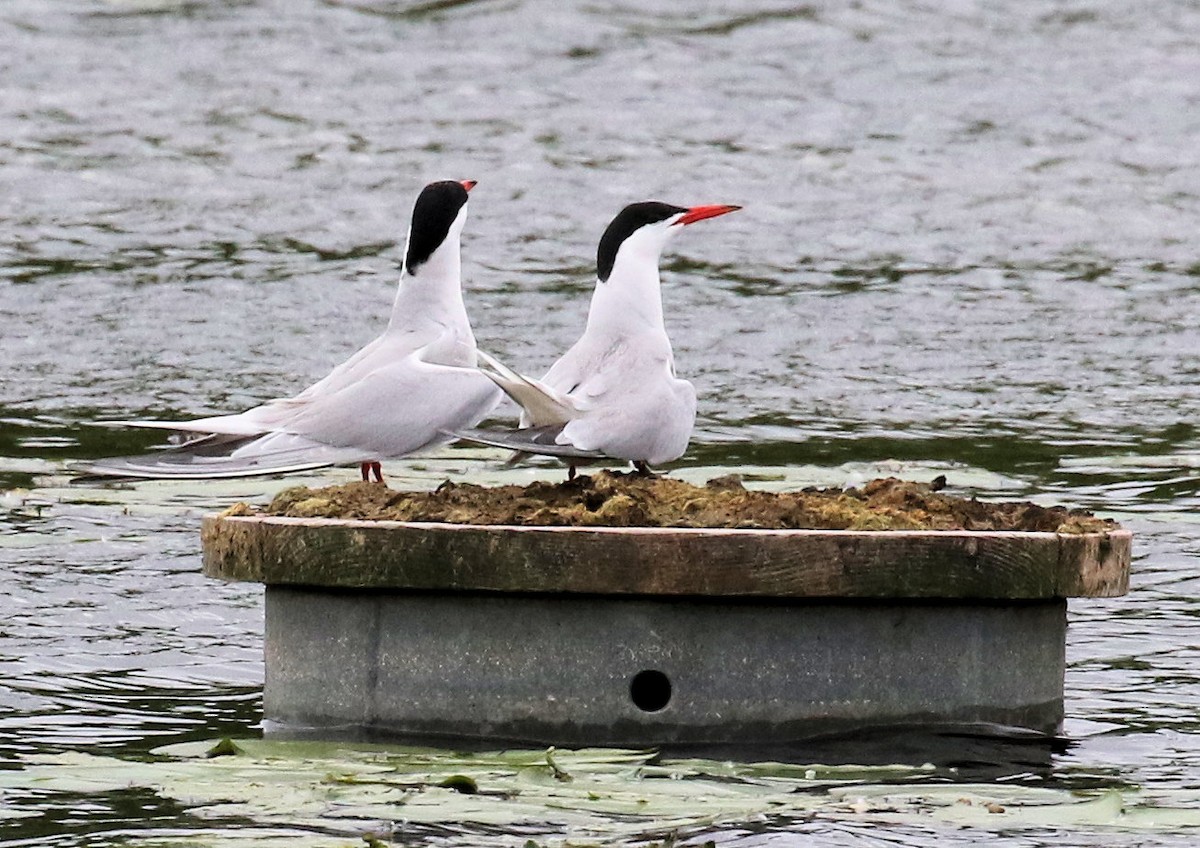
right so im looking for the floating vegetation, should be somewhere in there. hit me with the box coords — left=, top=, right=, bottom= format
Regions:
left=204, top=737, right=244, bottom=758
left=3, top=739, right=1199, bottom=847
left=248, top=472, right=1118, bottom=533
left=437, top=774, right=479, bottom=795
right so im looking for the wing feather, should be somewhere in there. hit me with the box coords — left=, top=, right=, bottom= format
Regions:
left=451, top=426, right=605, bottom=459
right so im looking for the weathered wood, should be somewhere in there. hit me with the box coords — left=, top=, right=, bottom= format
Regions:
left=201, top=515, right=1130, bottom=599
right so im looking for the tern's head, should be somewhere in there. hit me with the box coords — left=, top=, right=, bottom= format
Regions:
left=596, top=201, right=741, bottom=283
left=403, top=179, right=476, bottom=276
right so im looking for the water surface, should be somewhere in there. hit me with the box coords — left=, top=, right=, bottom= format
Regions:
left=3, top=1, right=1200, bottom=845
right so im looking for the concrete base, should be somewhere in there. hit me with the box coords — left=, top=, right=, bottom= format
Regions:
left=264, top=587, right=1066, bottom=745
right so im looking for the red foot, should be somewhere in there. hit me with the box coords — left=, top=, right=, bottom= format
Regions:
left=359, top=461, right=384, bottom=482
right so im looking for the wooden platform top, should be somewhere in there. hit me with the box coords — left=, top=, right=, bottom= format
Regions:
left=201, top=514, right=1130, bottom=600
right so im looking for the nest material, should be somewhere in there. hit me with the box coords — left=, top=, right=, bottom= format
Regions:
left=235, top=472, right=1117, bottom=533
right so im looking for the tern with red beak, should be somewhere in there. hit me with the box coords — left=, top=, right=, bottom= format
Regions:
left=78, top=179, right=501, bottom=481
left=455, top=200, right=740, bottom=477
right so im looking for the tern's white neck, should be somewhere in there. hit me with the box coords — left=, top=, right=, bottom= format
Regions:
left=584, top=224, right=674, bottom=337
left=388, top=207, right=470, bottom=333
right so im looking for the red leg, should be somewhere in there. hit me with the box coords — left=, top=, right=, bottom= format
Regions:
left=370, top=461, right=384, bottom=483
left=360, top=462, right=370, bottom=481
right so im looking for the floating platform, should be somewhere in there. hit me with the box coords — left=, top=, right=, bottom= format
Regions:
left=202, top=512, right=1130, bottom=745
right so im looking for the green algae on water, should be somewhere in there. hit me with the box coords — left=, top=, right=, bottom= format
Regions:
left=4, top=739, right=1198, bottom=847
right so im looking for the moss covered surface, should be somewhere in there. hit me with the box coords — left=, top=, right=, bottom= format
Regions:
left=239, top=473, right=1117, bottom=533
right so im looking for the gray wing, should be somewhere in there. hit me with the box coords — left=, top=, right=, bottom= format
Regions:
left=69, top=434, right=352, bottom=480
left=552, top=334, right=696, bottom=465
left=96, top=329, right=432, bottom=439
left=277, top=352, right=501, bottom=457
left=539, top=332, right=612, bottom=395
left=74, top=349, right=501, bottom=481
left=451, top=425, right=605, bottom=459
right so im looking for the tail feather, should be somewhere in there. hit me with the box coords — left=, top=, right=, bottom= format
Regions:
left=475, top=350, right=579, bottom=427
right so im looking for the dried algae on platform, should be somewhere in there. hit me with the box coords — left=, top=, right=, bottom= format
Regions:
left=241, top=472, right=1118, bottom=533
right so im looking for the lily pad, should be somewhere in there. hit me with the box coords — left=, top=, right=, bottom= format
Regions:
left=4, top=739, right=1200, bottom=846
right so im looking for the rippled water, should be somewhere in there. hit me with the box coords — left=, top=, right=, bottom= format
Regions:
left=3, top=0, right=1200, bottom=845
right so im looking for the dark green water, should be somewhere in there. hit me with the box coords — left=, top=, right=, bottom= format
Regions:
left=3, top=1, right=1200, bottom=845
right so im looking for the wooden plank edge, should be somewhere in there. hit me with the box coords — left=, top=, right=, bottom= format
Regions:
left=201, top=513, right=1128, bottom=599
left=203, top=513, right=1082, bottom=538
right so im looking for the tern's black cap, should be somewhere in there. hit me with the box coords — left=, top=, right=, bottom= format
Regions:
left=596, top=201, right=686, bottom=282
left=405, top=180, right=471, bottom=274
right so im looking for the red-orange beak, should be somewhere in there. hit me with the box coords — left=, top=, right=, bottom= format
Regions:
left=460, top=179, right=478, bottom=193
left=675, top=204, right=741, bottom=225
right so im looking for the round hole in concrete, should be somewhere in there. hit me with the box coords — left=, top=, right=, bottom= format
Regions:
left=630, top=669, right=672, bottom=712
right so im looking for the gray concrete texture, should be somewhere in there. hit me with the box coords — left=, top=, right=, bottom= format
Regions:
left=264, top=587, right=1066, bottom=745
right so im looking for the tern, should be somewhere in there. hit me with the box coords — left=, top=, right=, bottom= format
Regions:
left=76, top=179, right=501, bottom=482
left=455, top=200, right=740, bottom=478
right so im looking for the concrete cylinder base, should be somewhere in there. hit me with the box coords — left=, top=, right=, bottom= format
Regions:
left=263, top=586, right=1066, bottom=745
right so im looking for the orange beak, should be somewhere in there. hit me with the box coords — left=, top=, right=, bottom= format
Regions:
left=675, top=204, right=741, bottom=225
left=460, top=179, right=478, bottom=193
